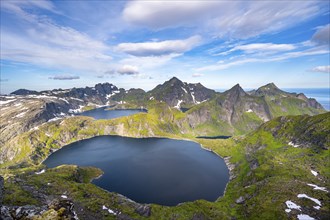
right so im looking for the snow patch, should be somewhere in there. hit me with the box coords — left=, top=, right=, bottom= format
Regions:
left=58, top=98, right=69, bottom=104
left=307, top=183, right=328, bottom=192
left=297, top=214, right=315, bottom=220
left=48, top=117, right=62, bottom=122
left=69, top=105, right=85, bottom=113
left=246, top=109, right=253, bottom=113
left=29, top=95, right=57, bottom=99
left=30, top=126, right=39, bottom=131
left=35, top=169, right=45, bottom=175
left=181, top=87, right=188, bottom=93
left=310, top=170, right=318, bottom=176
left=285, top=209, right=291, bottom=213
left=285, top=200, right=301, bottom=211
left=73, top=210, right=79, bottom=220
left=297, top=194, right=321, bottom=206
left=70, top=97, right=84, bottom=102
left=61, top=195, right=68, bottom=199
left=102, top=205, right=116, bottom=215
left=191, top=92, right=196, bottom=103
left=15, top=112, right=27, bottom=118
left=0, top=99, right=16, bottom=105
left=174, top=100, right=183, bottom=109
left=106, top=92, right=116, bottom=99
left=149, top=96, right=154, bottom=100
left=288, top=141, right=299, bottom=148
left=313, top=206, right=320, bottom=210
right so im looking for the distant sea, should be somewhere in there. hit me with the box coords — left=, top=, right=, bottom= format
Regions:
left=216, top=88, right=329, bottom=111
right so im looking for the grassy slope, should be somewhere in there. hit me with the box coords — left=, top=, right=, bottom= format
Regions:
left=0, top=102, right=330, bottom=219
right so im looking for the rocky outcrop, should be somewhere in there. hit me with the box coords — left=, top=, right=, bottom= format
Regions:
left=148, top=77, right=216, bottom=107
left=0, top=175, right=4, bottom=205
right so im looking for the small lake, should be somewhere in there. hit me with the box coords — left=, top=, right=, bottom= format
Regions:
left=196, top=135, right=231, bottom=139
left=44, top=136, right=229, bottom=206
left=77, top=107, right=146, bottom=119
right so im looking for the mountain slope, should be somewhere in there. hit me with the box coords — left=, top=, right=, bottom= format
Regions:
left=148, top=77, right=216, bottom=108
left=1, top=111, right=328, bottom=220
left=183, top=83, right=326, bottom=135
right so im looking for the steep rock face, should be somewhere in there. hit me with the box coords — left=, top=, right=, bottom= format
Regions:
left=185, top=84, right=271, bottom=134
left=0, top=175, right=3, bottom=205
left=55, top=83, right=120, bottom=105
left=111, top=88, right=147, bottom=105
left=259, top=112, right=330, bottom=149
left=251, top=83, right=290, bottom=97
left=184, top=82, right=325, bottom=135
left=220, top=84, right=271, bottom=122
left=252, top=83, right=325, bottom=111
left=11, top=83, right=121, bottom=106
left=148, top=77, right=215, bottom=108
left=0, top=96, right=79, bottom=148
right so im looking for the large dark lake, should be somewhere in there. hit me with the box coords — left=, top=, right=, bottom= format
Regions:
left=77, top=107, right=146, bottom=119
left=44, top=136, right=229, bottom=206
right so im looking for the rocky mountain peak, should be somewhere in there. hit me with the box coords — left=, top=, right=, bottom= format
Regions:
left=225, top=84, right=247, bottom=98
left=149, top=77, right=215, bottom=108
left=253, top=82, right=289, bottom=97
left=11, top=89, right=39, bottom=95
left=166, top=77, right=185, bottom=87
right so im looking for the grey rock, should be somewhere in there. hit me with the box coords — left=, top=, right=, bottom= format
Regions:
left=191, top=213, right=209, bottom=220
left=249, top=159, right=259, bottom=170
left=0, top=206, right=13, bottom=220
left=235, top=196, right=245, bottom=204
left=135, top=205, right=151, bottom=217
left=0, top=175, right=4, bottom=205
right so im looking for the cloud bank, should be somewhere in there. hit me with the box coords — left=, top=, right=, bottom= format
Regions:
left=117, top=65, right=139, bottom=75
left=311, top=65, right=330, bottom=73
left=49, top=75, right=80, bottom=80
left=116, top=36, right=201, bottom=57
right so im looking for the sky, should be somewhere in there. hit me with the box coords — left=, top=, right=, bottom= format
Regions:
left=0, top=0, right=329, bottom=94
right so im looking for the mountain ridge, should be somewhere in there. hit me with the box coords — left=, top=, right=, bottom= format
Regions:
left=1, top=77, right=326, bottom=146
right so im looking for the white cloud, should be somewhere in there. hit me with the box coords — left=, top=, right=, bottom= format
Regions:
left=123, top=1, right=221, bottom=29
left=197, top=47, right=329, bottom=72
left=119, top=53, right=181, bottom=70
left=116, top=36, right=201, bottom=56
left=312, top=24, right=330, bottom=45
left=1, top=0, right=57, bottom=15
left=117, top=65, right=139, bottom=75
left=49, top=75, right=80, bottom=80
left=210, top=1, right=321, bottom=39
left=192, top=73, right=204, bottom=77
left=311, top=65, right=330, bottom=73
left=122, top=1, right=324, bottom=39
left=218, top=43, right=295, bottom=55
left=0, top=1, right=113, bottom=73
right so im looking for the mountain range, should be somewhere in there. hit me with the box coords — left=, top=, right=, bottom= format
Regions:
left=0, top=77, right=329, bottom=220
left=1, top=77, right=325, bottom=146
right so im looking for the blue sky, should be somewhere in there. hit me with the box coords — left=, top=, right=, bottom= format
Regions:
left=0, top=0, right=329, bottom=94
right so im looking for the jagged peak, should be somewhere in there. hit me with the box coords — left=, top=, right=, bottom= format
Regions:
left=167, top=76, right=183, bottom=85
left=260, top=82, right=279, bottom=90
left=225, top=84, right=246, bottom=95
left=222, top=84, right=247, bottom=101
left=254, top=82, right=289, bottom=96
left=169, top=76, right=180, bottom=81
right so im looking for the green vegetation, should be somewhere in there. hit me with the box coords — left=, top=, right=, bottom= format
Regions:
left=1, top=97, right=329, bottom=219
